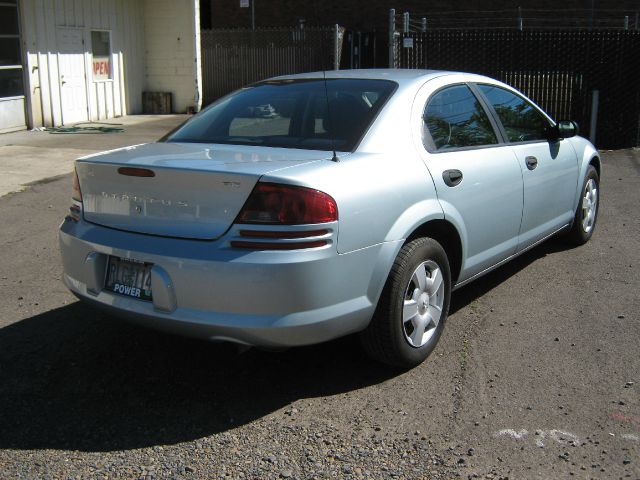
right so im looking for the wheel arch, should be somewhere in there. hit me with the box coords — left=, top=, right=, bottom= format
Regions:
left=568, top=137, right=601, bottom=212
left=366, top=217, right=464, bottom=317
left=405, top=219, right=463, bottom=285
left=589, top=155, right=601, bottom=178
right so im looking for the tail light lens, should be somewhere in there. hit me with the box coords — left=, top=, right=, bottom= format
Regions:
left=236, top=183, right=338, bottom=225
left=72, top=167, right=82, bottom=202
left=69, top=168, right=82, bottom=221
left=232, top=183, right=337, bottom=250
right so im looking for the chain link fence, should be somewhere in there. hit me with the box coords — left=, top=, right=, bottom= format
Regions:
left=389, top=10, right=640, bottom=149
left=201, top=27, right=343, bottom=106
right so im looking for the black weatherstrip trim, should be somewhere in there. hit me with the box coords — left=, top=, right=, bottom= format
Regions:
left=467, top=82, right=509, bottom=144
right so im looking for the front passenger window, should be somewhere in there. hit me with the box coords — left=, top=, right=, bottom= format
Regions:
left=478, top=85, right=551, bottom=143
left=423, top=85, right=498, bottom=151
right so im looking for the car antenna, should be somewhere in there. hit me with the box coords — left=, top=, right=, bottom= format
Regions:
left=322, top=70, right=339, bottom=162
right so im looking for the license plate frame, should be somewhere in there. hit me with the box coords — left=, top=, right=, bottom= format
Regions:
left=105, top=256, right=153, bottom=301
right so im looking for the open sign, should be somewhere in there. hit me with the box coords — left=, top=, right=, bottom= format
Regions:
left=93, top=56, right=110, bottom=81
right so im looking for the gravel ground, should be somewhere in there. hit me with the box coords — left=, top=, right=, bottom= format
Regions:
left=0, top=149, right=638, bottom=479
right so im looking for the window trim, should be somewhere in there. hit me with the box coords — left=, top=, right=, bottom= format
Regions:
left=421, top=82, right=504, bottom=154
left=471, top=82, right=556, bottom=146
left=0, top=95, right=24, bottom=101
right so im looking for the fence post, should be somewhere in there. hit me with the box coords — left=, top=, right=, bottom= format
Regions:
left=589, top=90, right=599, bottom=145
left=517, top=7, right=523, bottom=31
left=403, top=12, right=410, bottom=34
left=624, top=16, right=629, bottom=30
left=421, top=17, right=427, bottom=32
left=334, top=24, right=340, bottom=70
left=389, top=8, right=396, bottom=68
left=636, top=12, right=639, bottom=30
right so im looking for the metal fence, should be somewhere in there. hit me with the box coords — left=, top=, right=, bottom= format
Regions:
left=201, top=26, right=342, bottom=105
left=391, top=25, right=640, bottom=149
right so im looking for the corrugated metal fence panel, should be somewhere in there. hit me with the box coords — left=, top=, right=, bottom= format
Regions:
left=201, top=27, right=337, bottom=105
left=396, top=29, right=640, bottom=149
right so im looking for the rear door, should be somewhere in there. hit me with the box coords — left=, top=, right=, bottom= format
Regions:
left=476, top=84, right=579, bottom=249
left=415, top=82, right=524, bottom=283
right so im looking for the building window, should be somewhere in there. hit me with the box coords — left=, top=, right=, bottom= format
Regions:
left=0, top=0, right=23, bottom=99
left=0, top=68, right=23, bottom=97
left=91, top=30, right=111, bottom=81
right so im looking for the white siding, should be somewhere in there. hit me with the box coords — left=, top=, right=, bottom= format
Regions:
left=20, top=0, right=145, bottom=127
left=0, top=99, right=27, bottom=133
left=142, top=0, right=200, bottom=113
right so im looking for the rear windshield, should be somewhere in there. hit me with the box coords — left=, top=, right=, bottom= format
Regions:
left=165, top=78, right=397, bottom=151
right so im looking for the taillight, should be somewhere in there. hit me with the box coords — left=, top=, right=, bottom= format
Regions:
left=231, top=183, right=337, bottom=250
left=236, top=183, right=337, bottom=225
left=69, top=168, right=82, bottom=221
left=72, top=168, right=82, bottom=202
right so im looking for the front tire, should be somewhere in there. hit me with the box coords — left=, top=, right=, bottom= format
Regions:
left=565, top=165, right=599, bottom=245
left=360, top=237, right=451, bottom=368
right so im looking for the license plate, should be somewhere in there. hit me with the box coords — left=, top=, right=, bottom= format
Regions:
left=105, top=257, right=153, bottom=301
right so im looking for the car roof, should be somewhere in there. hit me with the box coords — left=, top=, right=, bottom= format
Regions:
left=268, top=68, right=492, bottom=93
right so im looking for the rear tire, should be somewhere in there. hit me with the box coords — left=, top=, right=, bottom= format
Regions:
left=360, top=237, right=451, bottom=368
left=565, top=165, right=599, bottom=246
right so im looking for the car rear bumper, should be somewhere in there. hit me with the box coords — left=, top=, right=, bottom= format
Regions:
left=59, top=217, right=390, bottom=347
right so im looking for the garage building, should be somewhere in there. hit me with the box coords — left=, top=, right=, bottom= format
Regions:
left=0, top=0, right=202, bottom=133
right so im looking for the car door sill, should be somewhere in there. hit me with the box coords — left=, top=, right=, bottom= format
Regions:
left=453, top=224, right=571, bottom=291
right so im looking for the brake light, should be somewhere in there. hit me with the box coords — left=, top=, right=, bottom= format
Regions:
left=72, top=168, right=82, bottom=202
left=118, top=167, right=155, bottom=177
left=236, top=183, right=338, bottom=225
left=69, top=168, right=82, bottom=221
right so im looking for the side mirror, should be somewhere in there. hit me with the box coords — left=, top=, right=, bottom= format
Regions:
left=548, top=120, right=579, bottom=140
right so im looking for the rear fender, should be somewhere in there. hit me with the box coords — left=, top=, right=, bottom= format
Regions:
left=365, top=199, right=445, bottom=306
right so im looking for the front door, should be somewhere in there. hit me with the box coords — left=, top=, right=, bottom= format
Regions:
left=510, top=141, right=579, bottom=247
left=476, top=84, right=579, bottom=248
left=57, top=28, right=89, bottom=125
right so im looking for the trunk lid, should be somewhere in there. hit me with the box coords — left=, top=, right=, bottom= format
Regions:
left=77, top=142, right=329, bottom=240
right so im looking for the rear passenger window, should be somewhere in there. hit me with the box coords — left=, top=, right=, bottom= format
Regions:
left=423, top=85, right=498, bottom=151
left=478, top=85, right=551, bottom=143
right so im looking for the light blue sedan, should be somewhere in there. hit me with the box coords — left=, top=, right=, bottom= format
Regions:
left=59, top=69, right=600, bottom=367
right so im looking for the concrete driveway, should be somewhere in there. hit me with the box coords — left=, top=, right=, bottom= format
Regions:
left=0, top=115, right=187, bottom=198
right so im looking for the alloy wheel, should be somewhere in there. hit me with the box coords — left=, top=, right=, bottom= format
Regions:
left=402, top=260, right=445, bottom=348
left=581, top=178, right=598, bottom=233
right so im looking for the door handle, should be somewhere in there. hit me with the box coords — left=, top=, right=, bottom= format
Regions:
left=443, top=169, right=463, bottom=187
left=525, top=156, right=538, bottom=170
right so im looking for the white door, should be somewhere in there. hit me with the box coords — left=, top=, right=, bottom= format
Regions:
left=57, top=28, right=89, bottom=124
